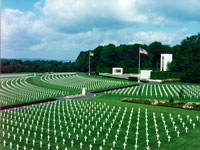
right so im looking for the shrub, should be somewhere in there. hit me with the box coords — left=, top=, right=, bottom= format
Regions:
left=161, top=78, right=180, bottom=83
left=169, top=96, right=174, bottom=103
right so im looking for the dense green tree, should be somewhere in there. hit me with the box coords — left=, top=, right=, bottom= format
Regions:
left=168, top=33, right=200, bottom=83
left=148, top=42, right=172, bottom=69
left=0, top=59, right=76, bottom=73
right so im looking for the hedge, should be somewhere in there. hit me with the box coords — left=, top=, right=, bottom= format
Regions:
left=151, top=71, right=182, bottom=80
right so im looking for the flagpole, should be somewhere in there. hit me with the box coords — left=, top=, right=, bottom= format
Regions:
left=89, top=51, right=91, bottom=75
left=138, top=47, right=140, bottom=82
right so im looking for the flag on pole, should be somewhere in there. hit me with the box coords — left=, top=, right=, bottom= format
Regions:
left=139, top=47, right=148, bottom=55
left=90, top=52, right=94, bottom=56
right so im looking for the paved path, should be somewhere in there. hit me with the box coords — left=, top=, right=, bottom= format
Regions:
left=57, top=93, right=96, bottom=101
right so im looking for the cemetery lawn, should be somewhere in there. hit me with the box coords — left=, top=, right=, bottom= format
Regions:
left=88, top=94, right=200, bottom=150
left=0, top=94, right=200, bottom=150
left=0, top=73, right=199, bottom=150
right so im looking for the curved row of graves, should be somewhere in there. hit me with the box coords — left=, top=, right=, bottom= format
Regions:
left=40, top=74, right=128, bottom=91
left=106, top=84, right=200, bottom=101
left=0, top=100, right=199, bottom=150
left=0, top=77, right=67, bottom=106
left=0, top=73, right=130, bottom=106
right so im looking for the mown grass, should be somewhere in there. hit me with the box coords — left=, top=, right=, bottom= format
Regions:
left=1, top=94, right=199, bottom=150
left=88, top=94, right=200, bottom=150
left=0, top=73, right=199, bottom=150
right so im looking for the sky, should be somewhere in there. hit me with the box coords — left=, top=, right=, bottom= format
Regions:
left=2, top=0, right=200, bottom=61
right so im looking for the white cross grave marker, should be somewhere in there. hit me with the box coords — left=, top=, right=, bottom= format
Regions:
left=113, top=141, right=116, bottom=147
left=134, top=144, right=138, bottom=150
left=157, top=140, right=161, bottom=147
left=185, top=127, right=188, bottom=133
left=103, top=139, right=106, bottom=145
left=94, top=137, right=96, bottom=144
left=89, top=144, right=92, bottom=150
left=80, top=142, right=83, bottom=149
left=177, top=131, right=180, bottom=137
left=123, top=143, right=127, bottom=149
left=168, top=135, right=171, bottom=142
left=71, top=140, right=74, bottom=147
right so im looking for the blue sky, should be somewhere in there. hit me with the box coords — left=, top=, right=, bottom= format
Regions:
left=2, top=0, right=200, bottom=61
left=2, top=0, right=38, bottom=11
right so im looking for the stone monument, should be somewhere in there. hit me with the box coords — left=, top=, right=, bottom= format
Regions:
left=82, top=88, right=86, bottom=95
left=140, top=70, right=152, bottom=80
left=112, top=68, right=123, bottom=75
left=160, top=54, right=173, bottom=71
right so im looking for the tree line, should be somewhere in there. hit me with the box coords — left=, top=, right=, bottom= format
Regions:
left=0, top=60, right=76, bottom=73
left=1, top=33, right=200, bottom=83
left=75, top=42, right=173, bottom=72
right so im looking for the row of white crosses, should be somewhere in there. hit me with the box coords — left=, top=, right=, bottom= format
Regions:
left=41, top=73, right=127, bottom=91
left=168, top=113, right=181, bottom=137
left=134, top=108, right=140, bottom=150
left=1, top=100, right=200, bottom=150
left=145, top=109, right=150, bottom=150
left=106, top=84, right=200, bottom=100
left=160, top=113, right=172, bottom=142
left=153, top=112, right=161, bottom=148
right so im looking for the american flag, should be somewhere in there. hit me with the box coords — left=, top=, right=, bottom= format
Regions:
left=90, top=52, right=94, bottom=56
left=139, top=47, right=148, bottom=55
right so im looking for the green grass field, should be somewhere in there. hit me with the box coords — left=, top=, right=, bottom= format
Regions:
left=0, top=94, right=199, bottom=150
left=0, top=73, right=200, bottom=150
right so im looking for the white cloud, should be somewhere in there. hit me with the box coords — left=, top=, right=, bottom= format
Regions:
left=40, top=0, right=150, bottom=33
left=134, top=31, right=176, bottom=44
left=38, top=0, right=200, bottom=34
left=2, top=0, right=200, bottom=60
left=137, top=0, right=200, bottom=23
left=2, top=9, right=34, bottom=40
left=128, top=29, right=191, bottom=45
